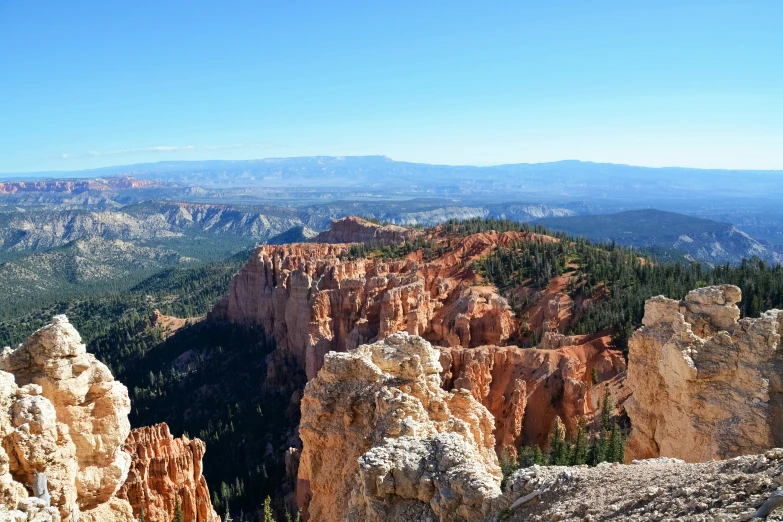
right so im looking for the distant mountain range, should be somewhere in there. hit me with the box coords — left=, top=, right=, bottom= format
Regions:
left=537, top=209, right=774, bottom=265
left=4, top=156, right=783, bottom=205
left=3, top=157, right=783, bottom=250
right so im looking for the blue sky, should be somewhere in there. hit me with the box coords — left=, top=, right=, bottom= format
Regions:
left=1, top=0, right=781, bottom=172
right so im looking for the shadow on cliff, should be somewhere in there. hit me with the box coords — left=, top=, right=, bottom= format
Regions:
left=117, top=319, right=306, bottom=518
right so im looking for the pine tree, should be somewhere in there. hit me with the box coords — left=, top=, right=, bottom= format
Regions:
left=607, top=422, right=626, bottom=463
left=138, top=506, right=146, bottom=522
left=600, top=388, right=613, bottom=430
left=518, top=444, right=546, bottom=467
left=570, top=420, right=588, bottom=465
left=588, top=389, right=611, bottom=465
left=498, top=447, right=519, bottom=486
left=263, top=496, right=276, bottom=522
left=548, top=420, right=570, bottom=466
left=174, top=496, right=183, bottom=522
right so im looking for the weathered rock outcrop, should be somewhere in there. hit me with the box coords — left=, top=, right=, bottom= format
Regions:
left=440, top=337, right=627, bottom=451
left=118, top=423, right=219, bottom=522
left=212, top=240, right=514, bottom=379
left=148, top=309, right=197, bottom=340
left=498, top=449, right=783, bottom=521
left=0, top=315, right=134, bottom=521
left=625, top=285, right=783, bottom=462
left=298, top=333, right=502, bottom=522
left=312, top=216, right=419, bottom=245
left=0, top=181, right=91, bottom=194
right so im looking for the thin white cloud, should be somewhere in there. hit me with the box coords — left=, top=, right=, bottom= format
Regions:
left=59, top=143, right=276, bottom=159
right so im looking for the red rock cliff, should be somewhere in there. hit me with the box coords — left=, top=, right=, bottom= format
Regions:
left=212, top=224, right=629, bottom=431
left=211, top=237, right=517, bottom=379
left=440, top=336, right=628, bottom=451
left=118, top=423, right=219, bottom=522
left=311, top=216, right=419, bottom=244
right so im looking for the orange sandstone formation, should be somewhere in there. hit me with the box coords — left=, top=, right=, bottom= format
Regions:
left=212, top=238, right=517, bottom=379
left=214, top=219, right=630, bottom=516
left=118, top=423, right=219, bottom=522
left=311, top=216, right=419, bottom=244
left=440, top=336, right=627, bottom=451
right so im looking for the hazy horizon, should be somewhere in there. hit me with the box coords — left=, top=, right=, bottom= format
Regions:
left=4, top=155, right=783, bottom=179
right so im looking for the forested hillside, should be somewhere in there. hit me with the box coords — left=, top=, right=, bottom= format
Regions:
left=0, top=249, right=250, bottom=348
left=458, top=217, right=783, bottom=352
left=537, top=209, right=771, bottom=265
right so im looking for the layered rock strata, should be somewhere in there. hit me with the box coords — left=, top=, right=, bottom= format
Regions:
left=212, top=240, right=515, bottom=379
left=118, top=423, right=219, bottom=522
left=298, top=333, right=502, bottom=522
left=625, top=285, right=783, bottom=462
left=440, top=337, right=627, bottom=451
left=311, top=216, right=419, bottom=245
left=0, top=315, right=134, bottom=521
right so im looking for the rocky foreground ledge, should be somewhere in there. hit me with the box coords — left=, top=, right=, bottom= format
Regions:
left=0, top=315, right=133, bottom=522
left=499, top=451, right=783, bottom=521
left=298, top=332, right=503, bottom=522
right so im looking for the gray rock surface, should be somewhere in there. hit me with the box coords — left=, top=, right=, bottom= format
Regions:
left=496, top=449, right=783, bottom=521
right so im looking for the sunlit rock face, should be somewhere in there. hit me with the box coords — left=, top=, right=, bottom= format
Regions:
left=626, top=285, right=783, bottom=462
left=0, top=315, right=134, bottom=522
left=298, top=333, right=503, bottom=522
left=118, top=423, right=219, bottom=522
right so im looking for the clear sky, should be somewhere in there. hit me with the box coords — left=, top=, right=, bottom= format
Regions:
left=1, top=0, right=781, bottom=173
